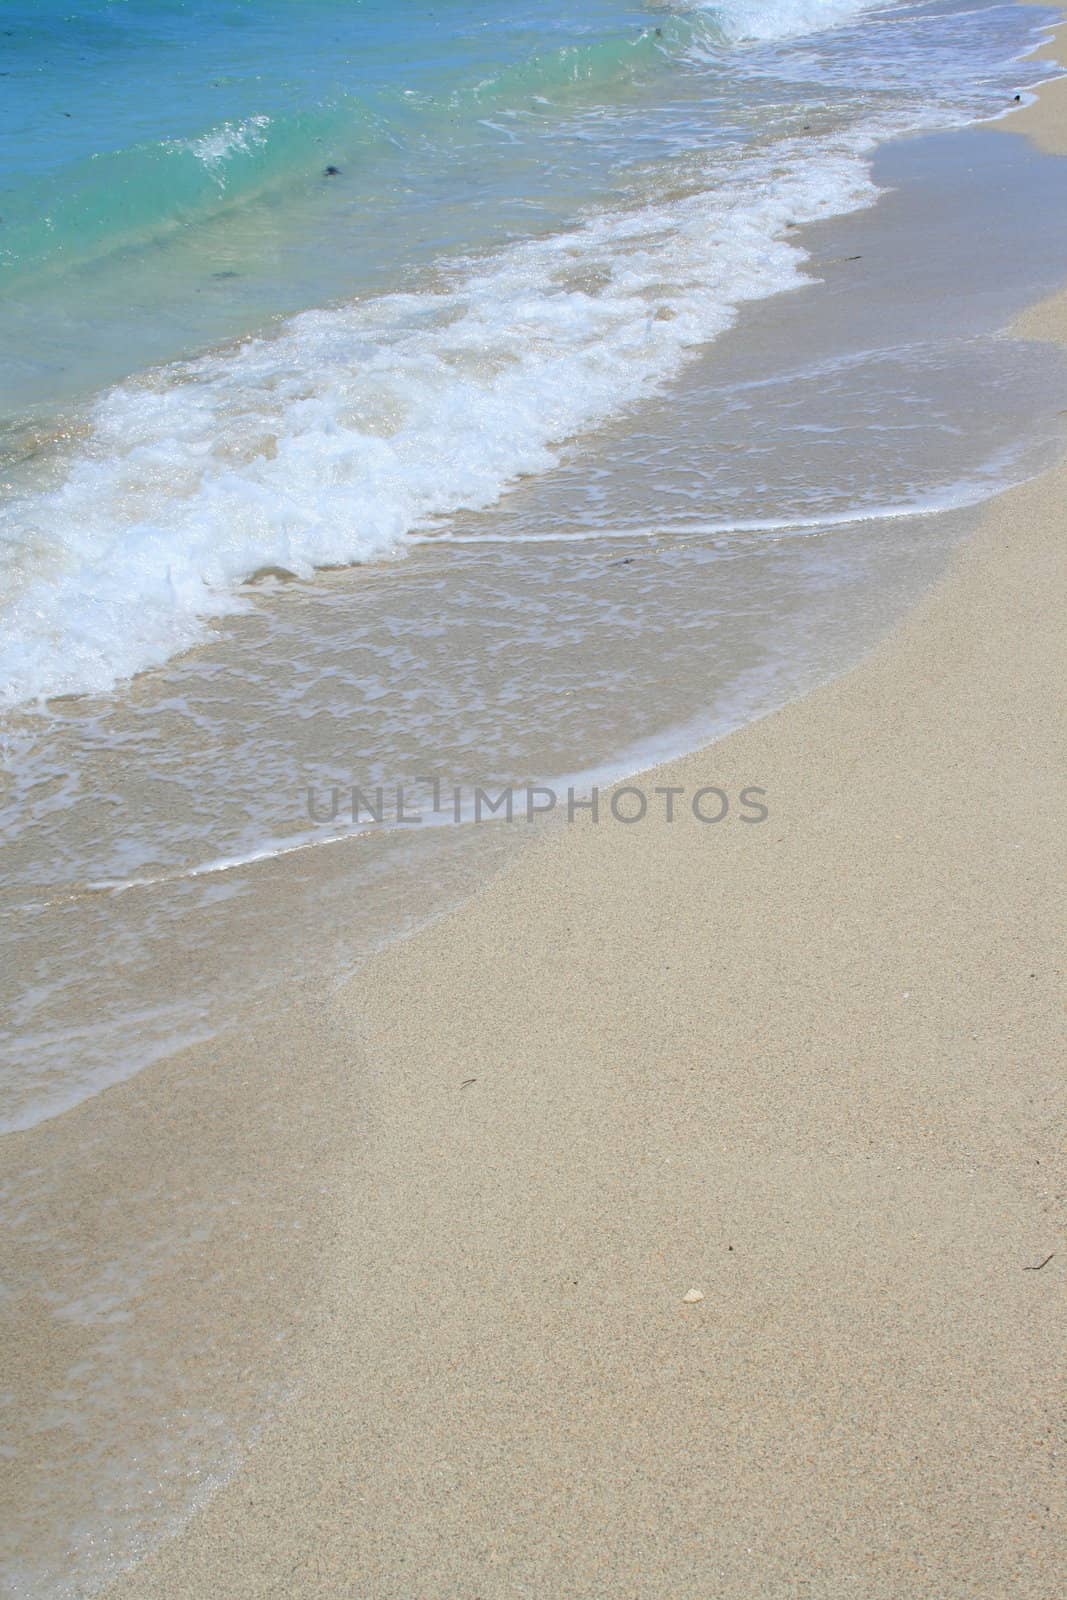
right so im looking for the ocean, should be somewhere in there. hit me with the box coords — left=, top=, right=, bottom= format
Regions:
left=1, top=1, right=1066, bottom=1590
left=1, top=0, right=1062, bottom=704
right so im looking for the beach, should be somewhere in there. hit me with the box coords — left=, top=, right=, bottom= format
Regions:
left=2, top=6, right=1065, bottom=1597
left=96, top=47, right=1066, bottom=1600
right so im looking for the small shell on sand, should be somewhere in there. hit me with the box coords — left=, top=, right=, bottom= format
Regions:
left=682, top=1288, right=704, bottom=1304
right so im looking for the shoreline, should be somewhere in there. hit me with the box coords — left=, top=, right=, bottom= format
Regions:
left=12, top=112, right=1067, bottom=1144
left=101, top=32, right=1067, bottom=1600
left=3, top=12, right=1065, bottom=1597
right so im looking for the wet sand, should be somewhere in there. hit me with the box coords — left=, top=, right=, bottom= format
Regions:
left=96, top=32, right=1067, bottom=1600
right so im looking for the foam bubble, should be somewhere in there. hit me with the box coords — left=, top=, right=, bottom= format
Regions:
left=172, top=114, right=273, bottom=174
left=0, top=136, right=878, bottom=707
left=703, top=0, right=874, bottom=43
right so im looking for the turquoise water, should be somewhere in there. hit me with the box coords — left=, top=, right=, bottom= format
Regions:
left=2, top=0, right=672, bottom=283
left=0, top=0, right=1051, bottom=418
left=2, top=0, right=735, bottom=411
left=0, top=0, right=1059, bottom=709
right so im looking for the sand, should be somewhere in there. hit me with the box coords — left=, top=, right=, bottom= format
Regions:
left=1009, top=13, right=1067, bottom=153
left=93, top=31, right=1067, bottom=1600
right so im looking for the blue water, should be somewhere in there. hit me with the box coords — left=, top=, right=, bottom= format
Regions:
left=1, top=0, right=722, bottom=373
left=0, top=0, right=1050, bottom=418
left=0, top=0, right=1058, bottom=711
left=2, top=0, right=669, bottom=279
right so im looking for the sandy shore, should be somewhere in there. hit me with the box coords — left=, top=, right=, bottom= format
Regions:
left=97, top=39, right=1067, bottom=1600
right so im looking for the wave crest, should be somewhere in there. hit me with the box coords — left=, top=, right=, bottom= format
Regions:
left=0, top=137, right=877, bottom=706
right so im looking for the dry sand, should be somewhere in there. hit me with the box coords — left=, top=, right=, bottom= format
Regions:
left=99, top=37, right=1067, bottom=1600
left=1009, top=13, right=1067, bottom=153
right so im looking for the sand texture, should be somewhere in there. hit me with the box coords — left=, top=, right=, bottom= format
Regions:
left=100, top=49, right=1067, bottom=1600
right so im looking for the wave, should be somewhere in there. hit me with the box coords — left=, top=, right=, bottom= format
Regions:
left=0, top=133, right=880, bottom=707
left=704, top=0, right=875, bottom=43
left=0, top=1, right=881, bottom=287
left=0, top=99, right=368, bottom=286
left=0, top=29, right=675, bottom=286
left=411, top=478, right=1015, bottom=546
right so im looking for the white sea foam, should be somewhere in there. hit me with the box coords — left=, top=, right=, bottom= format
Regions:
left=0, top=136, right=879, bottom=707
left=410, top=480, right=1012, bottom=545
left=702, top=0, right=874, bottom=44
left=172, top=113, right=272, bottom=172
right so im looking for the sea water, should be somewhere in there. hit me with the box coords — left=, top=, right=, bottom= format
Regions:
left=1, top=2, right=1066, bottom=1590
